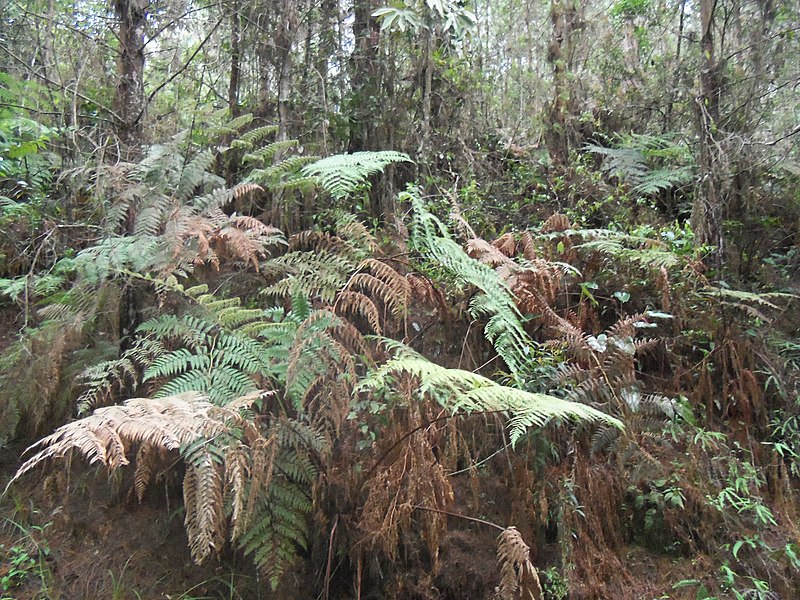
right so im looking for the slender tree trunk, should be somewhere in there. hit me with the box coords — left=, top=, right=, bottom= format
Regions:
left=692, top=0, right=726, bottom=270
left=663, top=0, right=686, bottom=132
left=113, top=0, right=147, bottom=158
left=315, top=0, right=337, bottom=153
left=544, top=0, right=580, bottom=165
left=419, top=28, right=433, bottom=162
left=228, top=0, right=241, bottom=117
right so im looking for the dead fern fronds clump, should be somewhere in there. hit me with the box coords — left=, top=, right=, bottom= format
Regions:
left=493, top=232, right=517, bottom=257
left=541, top=213, right=572, bottom=233
left=406, top=273, right=450, bottom=317
left=336, top=258, right=410, bottom=334
left=358, top=402, right=454, bottom=570
left=0, top=282, right=123, bottom=445
left=495, top=526, right=542, bottom=600
left=561, top=453, right=630, bottom=599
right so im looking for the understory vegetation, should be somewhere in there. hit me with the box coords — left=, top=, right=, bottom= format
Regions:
left=1, top=0, right=799, bottom=599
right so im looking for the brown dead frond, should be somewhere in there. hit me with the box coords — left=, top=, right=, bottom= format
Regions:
left=468, top=238, right=514, bottom=267
left=167, top=209, right=283, bottom=272
left=493, top=233, right=517, bottom=257
left=359, top=402, right=454, bottom=570
left=541, top=213, right=572, bottom=233
left=519, top=231, right=538, bottom=261
left=495, top=526, right=542, bottom=600
left=9, top=391, right=266, bottom=565
left=335, top=290, right=382, bottom=334
left=289, top=230, right=349, bottom=254
left=11, top=391, right=260, bottom=483
left=336, top=259, right=409, bottom=333
left=407, top=273, right=450, bottom=317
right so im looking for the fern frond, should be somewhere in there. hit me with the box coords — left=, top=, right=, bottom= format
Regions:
left=335, top=290, right=382, bottom=334
left=495, top=527, right=542, bottom=600
left=336, top=214, right=379, bottom=254
left=176, top=150, right=217, bottom=203
left=212, top=113, right=254, bottom=136
left=360, top=350, right=621, bottom=446
left=243, top=139, right=299, bottom=164
left=192, top=182, right=261, bottom=212
left=405, top=189, right=537, bottom=379
left=301, top=151, right=411, bottom=200
left=7, top=390, right=319, bottom=586
left=264, top=250, right=355, bottom=302
left=75, top=236, right=161, bottom=282
left=585, top=134, right=692, bottom=195
left=133, top=194, right=171, bottom=236
left=231, top=125, right=279, bottom=149
left=9, top=392, right=255, bottom=483
left=699, top=287, right=796, bottom=311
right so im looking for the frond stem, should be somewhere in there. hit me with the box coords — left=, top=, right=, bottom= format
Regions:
left=412, top=505, right=505, bottom=532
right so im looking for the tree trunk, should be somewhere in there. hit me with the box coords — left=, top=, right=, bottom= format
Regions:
left=276, top=0, right=297, bottom=142
left=692, top=0, right=726, bottom=270
left=228, top=0, right=241, bottom=117
left=544, top=0, right=581, bottom=166
left=113, top=0, right=147, bottom=158
left=419, top=28, right=433, bottom=162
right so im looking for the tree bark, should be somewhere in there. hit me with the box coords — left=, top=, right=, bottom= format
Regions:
left=113, top=0, right=147, bottom=158
left=544, top=0, right=582, bottom=166
left=275, top=0, right=297, bottom=142
left=228, top=0, right=241, bottom=117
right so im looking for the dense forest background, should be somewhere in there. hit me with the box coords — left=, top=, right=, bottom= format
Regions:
left=1, top=0, right=799, bottom=598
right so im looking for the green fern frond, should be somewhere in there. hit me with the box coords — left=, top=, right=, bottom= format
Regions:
left=634, top=166, right=692, bottom=195
left=301, top=151, right=411, bottom=200
left=699, top=287, right=797, bottom=310
left=264, top=250, right=355, bottom=302
left=575, top=236, right=679, bottom=271
left=75, top=236, right=160, bottom=282
left=405, top=188, right=537, bottom=379
left=213, top=113, right=254, bottom=136
left=176, top=150, right=217, bottom=203
left=268, top=176, right=319, bottom=194
left=243, top=139, right=299, bottom=164
left=137, top=314, right=215, bottom=349
left=585, top=133, right=693, bottom=195
left=266, top=155, right=319, bottom=176
left=133, top=194, right=171, bottom=236
left=360, top=349, right=621, bottom=446
left=231, top=125, right=280, bottom=149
